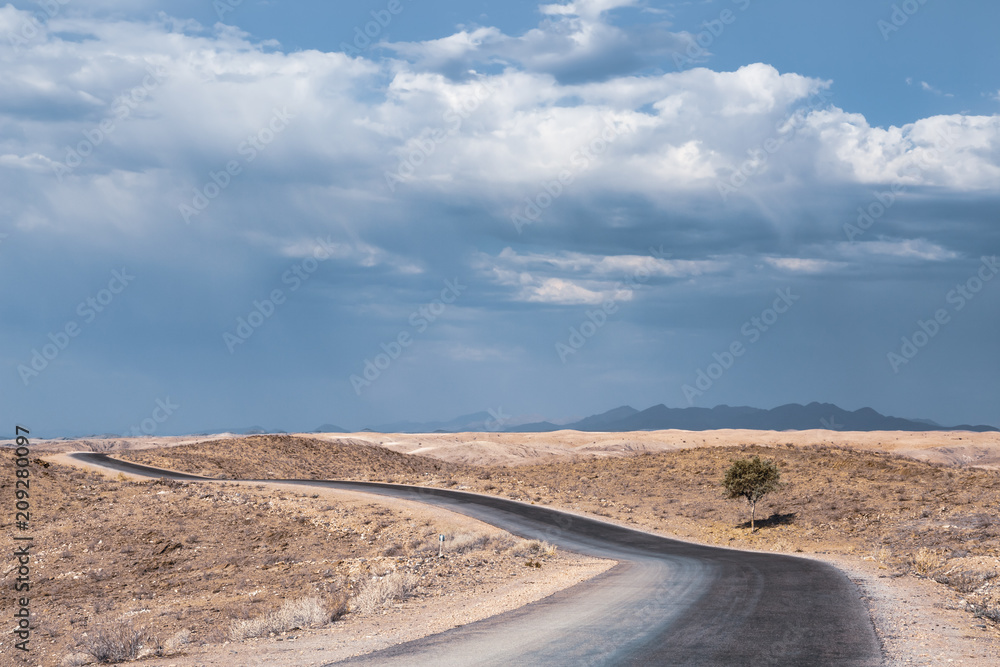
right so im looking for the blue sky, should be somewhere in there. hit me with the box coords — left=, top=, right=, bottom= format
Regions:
left=2, top=0, right=998, bottom=437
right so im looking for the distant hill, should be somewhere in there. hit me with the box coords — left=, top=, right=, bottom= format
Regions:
left=354, top=402, right=996, bottom=434
left=313, top=424, right=349, bottom=433
left=501, top=402, right=997, bottom=433
left=369, top=411, right=499, bottom=433
left=569, top=405, right=639, bottom=431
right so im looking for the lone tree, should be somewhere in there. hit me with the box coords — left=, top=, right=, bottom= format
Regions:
left=723, top=455, right=781, bottom=532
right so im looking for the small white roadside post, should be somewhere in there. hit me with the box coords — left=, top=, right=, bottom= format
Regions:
left=439, top=534, right=445, bottom=558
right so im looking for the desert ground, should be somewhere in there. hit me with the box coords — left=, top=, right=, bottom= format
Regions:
left=24, top=428, right=1000, bottom=468
left=0, top=452, right=608, bottom=666
left=5, top=429, right=1000, bottom=665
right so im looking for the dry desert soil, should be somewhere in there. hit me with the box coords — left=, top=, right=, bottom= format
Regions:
left=5, top=428, right=1000, bottom=666
left=0, top=451, right=608, bottom=667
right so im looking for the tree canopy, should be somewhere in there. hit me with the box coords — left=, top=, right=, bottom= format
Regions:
left=723, top=455, right=781, bottom=532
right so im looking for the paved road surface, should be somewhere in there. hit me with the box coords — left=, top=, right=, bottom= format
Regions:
left=71, top=452, right=884, bottom=666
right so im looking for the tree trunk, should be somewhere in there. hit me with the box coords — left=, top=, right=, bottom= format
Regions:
left=750, top=500, right=756, bottom=533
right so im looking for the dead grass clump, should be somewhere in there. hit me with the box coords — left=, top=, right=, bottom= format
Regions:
left=164, top=628, right=192, bottom=652
left=934, top=569, right=997, bottom=594
left=78, top=616, right=154, bottom=663
left=967, top=601, right=1000, bottom=623
left=229, top=597, right=332, bottom=641
left=912, top=547, right=948, bottom=576
left=352, top=571, right=418, bottom=613
left=446, top=531, right=518, bottom=554
left=510, top=539, right=557, bottom=558
left=60, top=653, right=91, bottom=667
left=449, top=531, right=492, bottom=553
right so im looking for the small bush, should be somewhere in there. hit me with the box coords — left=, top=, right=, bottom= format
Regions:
left=449, top=532, right=492, bottom=553
left=935, top=570, right=997, bottom=594
left=229, top=597, right=332, bottom=641
left=60, top=653, right=91, bottom=667
left=79, top=617, right=153, bottom=663
left=510, top=539, right=557, bottom=558
left=352, top=571, right=417, bottom=614
left=912, top=548, right=947, bottom=576
left=967, top=601, right=1000, bottom=623
left=164, top=628, right=192, bottom=652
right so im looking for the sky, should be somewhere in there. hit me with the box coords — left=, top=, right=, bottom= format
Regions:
left=1, top=0, right=998, bottom=437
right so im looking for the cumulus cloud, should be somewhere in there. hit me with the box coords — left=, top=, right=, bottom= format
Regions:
left=3, top=8, right=997, bottom=251
left=384, top=0, right=695, bottom=83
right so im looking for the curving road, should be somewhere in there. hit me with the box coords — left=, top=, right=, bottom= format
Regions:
left=71, top=453, right=883, bottom=666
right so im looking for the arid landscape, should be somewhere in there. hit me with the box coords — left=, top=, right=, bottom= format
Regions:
left=0, top=451, right=607, bottom=666
left=5, top=429, right=1000, bottom=665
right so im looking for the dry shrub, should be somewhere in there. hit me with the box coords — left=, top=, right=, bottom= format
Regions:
left=164, top=628, right=192, bottom=652
left=229, top=596, right=332, bottom=641
left=449, top=531, right=492, bottom=552
left=967, top=601, right=1000, bottom=623
left=229, top=597, right=331, bottom=641
left=510, top=539, right=557, bottom=558
left=325, top=590, right=350, bottom=622
left=935, top=569, right=998, bottom=594
left=352, top=571, right=418, bottom=613
left=862, top=545, right=894, bottom=567
left=912, top=547, right=947, bottom=576
left=78, top=616, right=154, bottom=663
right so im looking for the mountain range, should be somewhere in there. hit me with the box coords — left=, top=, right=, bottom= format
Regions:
left=68, top=402, right=996, bottom=440
left=363, top=402, right=998, bottom=434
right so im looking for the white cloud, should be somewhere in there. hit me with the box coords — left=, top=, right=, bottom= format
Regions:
left=0, top=153, right=56, bottom=172
left=493, top=247, right=722, bottom=278
left=1, top=6, right=998, bottom=267
left=801, top=109, right=1000, bottom=190
left=842, top=239, right=960, bottom=262
left=476, top=248, right=729, bottom=304
left=764, top=257, right=844, bottom=274
left=522, top=276, right=629, bottom=305
left=907, top=78, right=954, bottom=98
left=385, top=0, right=692, bottom=83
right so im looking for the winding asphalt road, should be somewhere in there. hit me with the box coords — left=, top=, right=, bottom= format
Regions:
left=71, top=452, right=883, bottom=666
